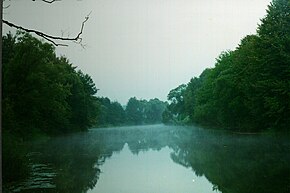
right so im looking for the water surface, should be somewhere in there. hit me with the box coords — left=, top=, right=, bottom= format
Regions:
left=89, top=144, right=217, bottom=193
left=9, top=125, right=290, bottom=193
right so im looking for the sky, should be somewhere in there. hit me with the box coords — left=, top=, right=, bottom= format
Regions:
left=3, top=0, right=271, bottom=105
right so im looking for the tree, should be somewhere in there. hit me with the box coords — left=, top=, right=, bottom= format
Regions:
left=164, top=0, right=290, bottom=131
left=255, top=0, right=290, bottom=130
left=2, top=32, right=99, bottom=135
left=144, top=98, right=167, bottom=124
left=2, top=0, right=90, bottom=46
left=3, top=32, right=68, bottom=134
left=126, top=97, right=144, bottom=125
left=96, top=97, right=126, bottom=126
left=167, top=84, right=187, bottom=118
left=110, top=101, right=126, bottom=125
left=2, top=32, right=102, bottom=185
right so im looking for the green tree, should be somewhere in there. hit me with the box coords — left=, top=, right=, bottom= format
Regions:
left=165, top=0, right=290, bottom=132
left=3, top=32, right=71, bottom=135
left=166, top=84, right=187, bottom=122
left=144, top=98, right=167, bottom=124
left=2, top=32, right=101, bottom=184
left=96, top=97, right=126, bottom=126
left=255, top=0, right=290, bottom=130
left=68, top=70, right=99, bottom=131
left=125, top=97, right=144, bottom=125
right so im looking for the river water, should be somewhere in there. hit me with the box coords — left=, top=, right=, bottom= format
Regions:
left=8, top=125, right=290, bottom=193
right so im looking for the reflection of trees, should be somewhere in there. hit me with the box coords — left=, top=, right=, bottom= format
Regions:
left=170, top=130, right=290, bottom=193
left=125, top=126, right=172, bottom=154
left=26, top=125, right=175, bottom=193
left=20, top=126, right=290, bottom=193
left=32, top=133, right=103, bottom=193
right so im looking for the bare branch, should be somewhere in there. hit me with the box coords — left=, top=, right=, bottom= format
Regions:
left=2, top=13, right=91, bottom=46
left=3, top=4, right=10, bottom=9
left=32, top=0, right=61, bottom=3
left=3, top=0, right=11, bottom=9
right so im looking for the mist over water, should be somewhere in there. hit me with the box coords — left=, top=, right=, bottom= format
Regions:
left=2, top=2, right=288, bottom=193
left=9, top=125, right=290, bottom=193
left=89, top=144, right=217, bottom=193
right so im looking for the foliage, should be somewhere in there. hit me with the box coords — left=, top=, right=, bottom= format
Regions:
left=125, top=97, right=167, bottom=125
left=125, top=97, right=145, bottom=125
left=96, top=97, right=127, bottom=126
left=95, top=97, right=167, bottom=127
left=2, top=32, right=100, bottom=183
left=2, top=32, right=167, bottom=184
left=2, top=32, right=99, bottom=135
left=167, top=84, right=187, bottom=119
left=145, top=98, right=167, bottom=124
left=163, top=0, right=290, bottom=132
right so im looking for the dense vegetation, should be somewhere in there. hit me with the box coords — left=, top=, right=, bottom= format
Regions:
left=2, top=32, right=166, bottom=184
left=3, top=32, right=99, bottom=136
left=163, top=0, right=290, bottom=132
left=3, top=0, right=289, bottom=188
left=2, top=32, right=100, bottom=183
left=96, top=97, right=166, bottom=127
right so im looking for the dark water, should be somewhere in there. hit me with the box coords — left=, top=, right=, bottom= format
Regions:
left=7, top=125, right=290, bottom=193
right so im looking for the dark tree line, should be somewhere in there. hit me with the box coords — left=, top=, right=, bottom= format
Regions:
left=96, top=97, right=167, bottom=127
left=2, top=32, right=99, bottom=183
left=96, top=97, right=127, bottom=126
left=2, top=32, right=99, bottom=136
left=163, top=0, right=290, bottom=132
left=2, top=32, right=166, bottom=183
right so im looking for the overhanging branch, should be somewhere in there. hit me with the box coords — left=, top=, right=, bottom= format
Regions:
left=32, top=0, right=61, bottom=3
left=2, top=12, right=90, bottom=46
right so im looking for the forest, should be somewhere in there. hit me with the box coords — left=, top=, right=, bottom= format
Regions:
left=2, top=32, right=166, bottom=183
left=163, top=0, right=289, bottom=132
left=97, top=97, right=166, bottom=127
left=2, top=0, right=289, bottom=188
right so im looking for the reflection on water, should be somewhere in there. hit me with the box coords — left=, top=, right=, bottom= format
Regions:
left=89, top=143, right=218, bottom=193
left=8, top=125, right=290, bottom=193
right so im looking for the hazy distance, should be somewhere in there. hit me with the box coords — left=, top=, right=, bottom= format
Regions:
left=3, top=0, right=271, bottom=104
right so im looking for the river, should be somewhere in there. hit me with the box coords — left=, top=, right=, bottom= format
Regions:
left=7, top=125, right=290, bottom=193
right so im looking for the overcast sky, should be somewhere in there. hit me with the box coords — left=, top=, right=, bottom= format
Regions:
left=3, top=0, right=271, bottom=105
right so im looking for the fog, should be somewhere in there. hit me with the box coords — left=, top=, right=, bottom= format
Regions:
left=8, top=125, right=290, bottom=193
left=3, top=0, right=271, bottom=104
